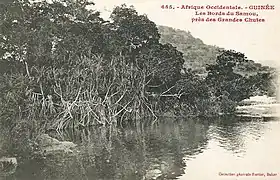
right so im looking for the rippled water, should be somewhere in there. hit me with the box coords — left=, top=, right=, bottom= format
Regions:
left=1, top=116, right=280, bottom=180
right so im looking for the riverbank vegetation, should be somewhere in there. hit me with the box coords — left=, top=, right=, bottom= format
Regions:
left=0, top=0, right=276, bottom=138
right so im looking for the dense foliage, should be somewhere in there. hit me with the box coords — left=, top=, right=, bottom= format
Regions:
left=0, top=0, right=276, bottom=138
left=158, top=26, right=276, bottom=77
left=158, top=26, right=220, bottom=74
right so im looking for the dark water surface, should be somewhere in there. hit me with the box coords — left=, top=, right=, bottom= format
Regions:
left=1, top=116, right=280, bottom=180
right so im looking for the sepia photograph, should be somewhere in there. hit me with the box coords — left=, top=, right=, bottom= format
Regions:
left=0, top=0, right=279, bottom=179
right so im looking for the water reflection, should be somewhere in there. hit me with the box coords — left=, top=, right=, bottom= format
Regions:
left=1, top=116, right=277, bottom=180
left=208, top=116, right=268, bottom=156
left=182, top=118, right=280, bottom=180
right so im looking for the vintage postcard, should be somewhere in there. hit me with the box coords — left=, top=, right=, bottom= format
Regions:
left=0, top=0, right=279, bottom=179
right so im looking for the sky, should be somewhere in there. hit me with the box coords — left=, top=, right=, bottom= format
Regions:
left=93, top=0, right=280, bottom=68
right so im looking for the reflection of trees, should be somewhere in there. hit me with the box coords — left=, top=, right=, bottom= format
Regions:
left=210, top=116, right=266, bottom=155
left=6, top=118, right=209, bottom=180
left=2, top=116, right=269, bottom=180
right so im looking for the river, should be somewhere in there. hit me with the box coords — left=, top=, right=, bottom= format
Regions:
left=1, top=115, right=279, bottom=180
